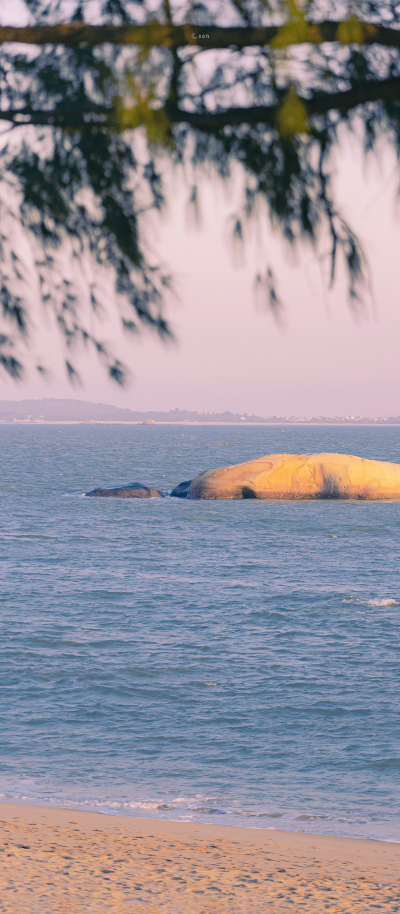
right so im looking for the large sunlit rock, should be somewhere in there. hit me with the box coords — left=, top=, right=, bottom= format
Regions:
left=184, top=453, right=400, bottom=500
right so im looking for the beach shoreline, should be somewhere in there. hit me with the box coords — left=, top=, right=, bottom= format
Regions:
left=1, top=801, right=398, bottom=912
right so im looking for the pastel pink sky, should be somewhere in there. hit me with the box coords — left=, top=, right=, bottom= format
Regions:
left=1, top=133, right=399, bottom=417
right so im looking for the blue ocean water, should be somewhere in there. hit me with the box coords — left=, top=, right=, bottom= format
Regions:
left=0, top=424, right=399, bottom=840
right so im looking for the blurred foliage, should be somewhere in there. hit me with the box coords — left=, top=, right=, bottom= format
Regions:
left=0, top=1, right=399, bottom=381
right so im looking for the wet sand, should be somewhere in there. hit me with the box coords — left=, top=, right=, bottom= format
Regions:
left=0, top=802, right=398, bottom=912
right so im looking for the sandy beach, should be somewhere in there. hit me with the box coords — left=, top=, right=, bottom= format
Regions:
left=0, top=803, right=398, bottom=913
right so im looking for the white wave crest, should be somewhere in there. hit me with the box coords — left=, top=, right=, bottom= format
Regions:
left=342, top=597, right=398, bottom=607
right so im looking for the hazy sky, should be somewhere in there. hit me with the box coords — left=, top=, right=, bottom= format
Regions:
left=1, top=131, right=399, bottom=416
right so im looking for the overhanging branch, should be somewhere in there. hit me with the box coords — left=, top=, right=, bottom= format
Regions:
left=167, top=77, right=400, bottom=129
left=0, top=78, right=399, bottom=131
left=0, top=21, right=399, bottom=51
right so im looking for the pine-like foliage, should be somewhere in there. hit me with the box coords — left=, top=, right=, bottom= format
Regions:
left=0, top=1, right=399, bottom=380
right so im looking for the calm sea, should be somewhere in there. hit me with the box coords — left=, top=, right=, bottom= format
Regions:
left=0, top=424, right=399, bottom=840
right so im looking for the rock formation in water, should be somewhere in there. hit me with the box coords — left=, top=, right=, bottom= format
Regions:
left=170, top=480, right=193, bottom=498
left=175, top=453, right=400, bottom=500
left=86, top=483, right=164, bottom=498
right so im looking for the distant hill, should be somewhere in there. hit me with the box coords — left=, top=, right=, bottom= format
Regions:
left=0, top=398, right=140, bottom=422
left=0, top=399, right=398, bottom=424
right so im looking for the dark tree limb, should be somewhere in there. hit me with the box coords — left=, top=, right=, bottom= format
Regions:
left=167, top=77, right=400, bottom=129
left=0, top=21, right=399, bottom=51
left=1, top=77, right=399, bottom=130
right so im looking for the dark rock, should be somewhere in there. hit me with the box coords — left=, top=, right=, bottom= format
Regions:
left=86, top=482, right=164, bottom=498
left=170, top=480, right=193, bottom=498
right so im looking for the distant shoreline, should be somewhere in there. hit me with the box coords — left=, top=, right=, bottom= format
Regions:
left=0, top=420, right=399, bottom=427
left=1, top=399, right=398, bottom=425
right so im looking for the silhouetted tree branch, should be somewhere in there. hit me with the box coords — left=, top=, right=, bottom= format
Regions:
left=0, top=1, right=399, bottom=382
left=2, top=77, right=398, bottom=128
left=0, top=21, right=399, bottom=50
